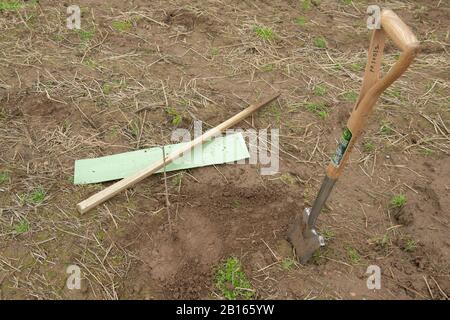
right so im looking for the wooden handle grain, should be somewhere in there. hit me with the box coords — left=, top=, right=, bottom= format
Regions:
left=326, top=9, right=419, bottom=180
left=381, top=9, right=420, bottom=53
left=76, top=92, right=280, bottom=214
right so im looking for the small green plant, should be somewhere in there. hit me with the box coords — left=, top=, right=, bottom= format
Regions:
left=210, top=47, right=219, bottom=56
left=304, top=101, right=329, bottom=118
left=313, top=84, right=327, bottom=96
left=421, top=147, right=434, bottom=156
left=15, top=219, right=29, bottom=234
left=262, top=103, right=281, bottom=123
left=253, top=26, right=275, bottom=41
left=342, top=91, right=358, bottom=102
left=311, top=248, right=327, bottom=265
left=102, top=83, right=112, bottom=95
left=0, top=0, right=37, bottom=10
left=77, top=29, right=94, bottom=42
left=128, top=122, right=139, bottom=138
left=0, top=1, right=23, bottom=10
left=0, top=171, right=9, bottom=184
left=112, top=20, right=132, bottom=32
left=347, top=247, right=361, bottom=264
left=166, top=108, right=183, bottom=126
left=281, top=258, right=296, bottom=270
left=313, top=36, right=327, bottom=48
left=404, top=239, right=417, bottom=252
left=280, top=173, right=296, bottom=185
left=380, top=122, right=393, bottom=135
left=301, top=0, right=312, bottom=11
left=260, top=63, right=274, bottom=72
left=363, top=140, right=375, bottom=152
left=322, top=229, right=335, bottom=241
left=30, top=188, right=46, bottom=204
left=342, top=0, right=352, bottom=5
left=387, top=88, right=402, bottom=99
left=215, top=257, right=254, bottom=300
left=0, top=108, right=6, bottom=120
left=350, top=63, right=364, bottom=72
left=391, top=194, right=406, bottom=208
left=375, top=234, right=390, bottom=248
left=83, top=59, right=97, bottom=69
left=333, top=63, right=343, bottom=71
left=231, top=199, right=241, bottom=209
left=295, top=16, right=307, bottom=26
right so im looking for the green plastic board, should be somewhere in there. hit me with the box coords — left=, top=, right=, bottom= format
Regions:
left=74, top=133, right=249, bottom=185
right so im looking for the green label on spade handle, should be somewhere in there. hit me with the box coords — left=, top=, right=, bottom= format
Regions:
left=331, top=127, right=352, bottom=167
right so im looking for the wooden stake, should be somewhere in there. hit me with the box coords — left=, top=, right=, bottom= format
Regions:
left=77, top=92, right=280, bottom=214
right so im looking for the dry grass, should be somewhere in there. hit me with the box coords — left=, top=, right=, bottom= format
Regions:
left=0, top=0, right=448, bottom=299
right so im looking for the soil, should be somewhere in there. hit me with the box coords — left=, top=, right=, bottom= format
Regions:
left=0, top=0, right=448, bottom=300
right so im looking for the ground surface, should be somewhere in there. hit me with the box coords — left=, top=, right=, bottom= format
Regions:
left=0, top=0, right=449, bottom=300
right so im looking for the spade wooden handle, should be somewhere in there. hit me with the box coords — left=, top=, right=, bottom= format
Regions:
left=381, top=9, right=420, bottom=53
left=326, top=9, right=419, bottom=180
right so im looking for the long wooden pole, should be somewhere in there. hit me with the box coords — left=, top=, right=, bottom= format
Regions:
left=77, top=92, right=280, bottom=214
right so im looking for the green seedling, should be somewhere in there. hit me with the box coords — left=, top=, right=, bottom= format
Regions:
left=375, top=234, right=390, bottom=248
left=342, top=91, right=358, bottom=102
left=281, top=258, right=296, bottom=270
left=333, top=63, right=343, bottom=71
left=280, top=173, right=296, bottom=185
left=30, top=188, right=46, bottom=204
left=380, top=122, right=393, bottom=135
left=347, top=247, right=361, bottom=264
left=77, top=29, right=94, bottom=42
left=0, top=108, right=6, bottom=120
left=15, top=219, right=29, bottom=234
left=231, top=199, right=241, bottom=209
left=166, top=108, right=183, bottom=126
left=0, top=1, right=23, bottom=10
left=215, top=257, right=254, bottom=300
left=314, top=84, right=327, bottom=96
left=128, top=122, right=139, bottom=138
left=421, top=148, right=434, bottom=156
left=295, top=16, right=307, bottom=26
left=314, top=36, right=327, bottom=48
left=260, top=63, right=274, bottom=72
left=102, top=83, right=112, bottom=95
left=363, top=141, right=375, bottom=152
left=391, top=194, right=406, bottom=208
left=0, top=171, right=9, bottom=184
left=350, top=63, right=364, bottom=72
left=83, top=59, right=97, bottom=69
left=112, top=20, right=132, bottom=32
left=210, top=47, right=219, bottom=56
left=322, top=229, right=335, bottom=241
left=262, top=103, right=281, bottom=122
left=304, top=101, right=329, bottom=118
left=253, top=26, right=275, bottom=41
left=387, top=88, right=402, bottom=99
left=0, top=0, right=37, bottom=11
left=301, top=0, right=312, bottom=11
left=404, top=239, right=417, bottom=252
